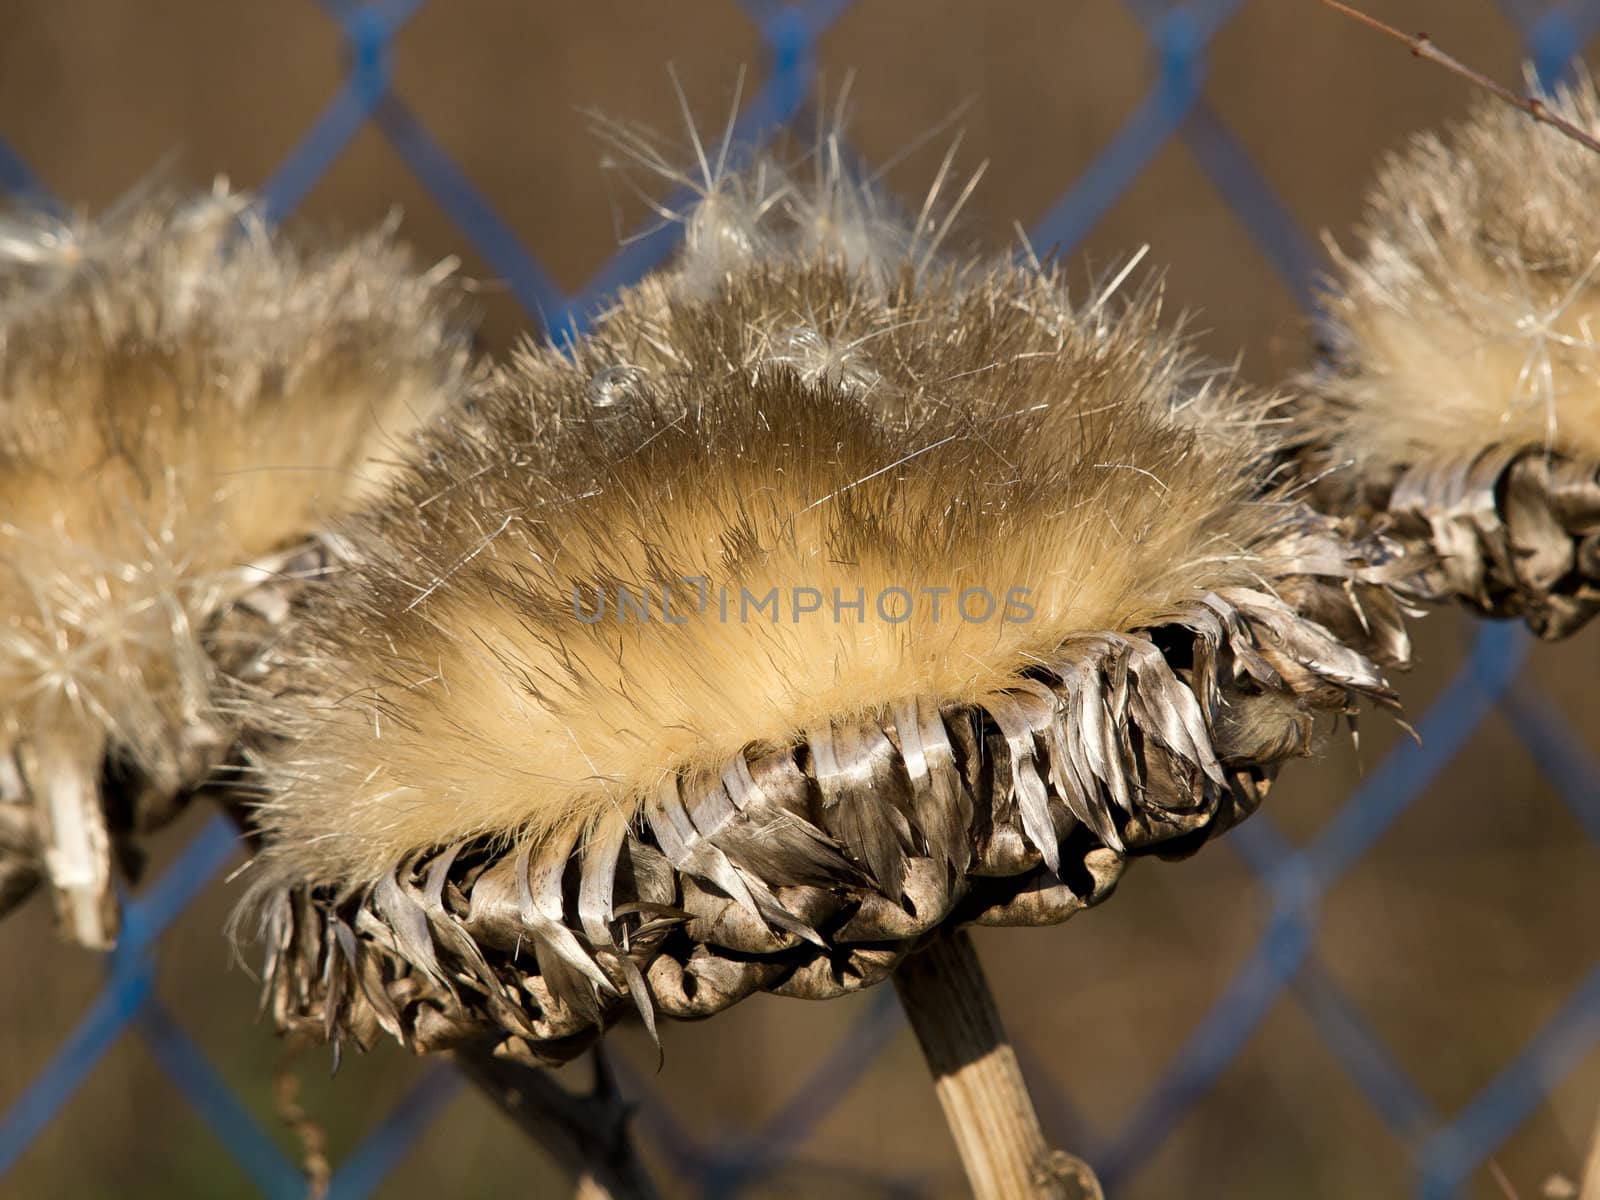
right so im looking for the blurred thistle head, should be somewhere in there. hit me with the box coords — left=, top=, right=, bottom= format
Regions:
left=1303, top=66, right=1600, bottom=636
left=0, top=181, right=473, bottom=947
left=239, top=115, right=1408, bottom=1063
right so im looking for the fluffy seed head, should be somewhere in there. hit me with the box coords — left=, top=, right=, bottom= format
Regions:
left=0, top=182, right=472, bottom=942
left=247, top=146, right=1319, bottom=897
left=1309, top=69, right=1600, bottom=483
left=237, top=116, right=1411, bottom=1059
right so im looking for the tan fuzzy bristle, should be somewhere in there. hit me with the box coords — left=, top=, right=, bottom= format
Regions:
left=247, top=152, right=1313, bottom=897
left=0, top=183, right=472, bottom=944
left=1311, top=68, right=1600, bottom=480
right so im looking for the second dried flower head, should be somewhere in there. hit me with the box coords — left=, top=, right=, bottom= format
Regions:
left=0, top=186, right=470, bottom=946
left=1304, top=70, right=1600, bottom=637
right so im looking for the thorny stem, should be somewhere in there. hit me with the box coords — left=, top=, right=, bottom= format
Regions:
left=451, top=1043, right=660, bottom=1200
left=1315, top=0, right=1600, bottom=156
left=892, top=930, right=1103, bottom=1200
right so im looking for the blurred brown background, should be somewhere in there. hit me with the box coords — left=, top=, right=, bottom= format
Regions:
left=2, top=2, right=1598, bottom=1197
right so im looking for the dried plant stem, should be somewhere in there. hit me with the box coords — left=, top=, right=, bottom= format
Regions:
left=892, top=930, right=1103, bottom=1200
left=1580, top=1101, right=1600, bottom=1200
left=1315, top=0, right=1600, bottom=155
left=451, top=1043, right=659, bottom=1200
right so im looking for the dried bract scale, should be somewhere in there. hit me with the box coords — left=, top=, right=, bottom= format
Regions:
left=0, top=183, right=473, bottom=947
left=237, top=149, right=1409, bottom=1063
left=1302, top=69, right=1600, bottom=637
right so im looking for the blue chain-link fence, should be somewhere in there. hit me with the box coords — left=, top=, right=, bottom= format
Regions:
left=1, top=2, right=1598, bottom=1196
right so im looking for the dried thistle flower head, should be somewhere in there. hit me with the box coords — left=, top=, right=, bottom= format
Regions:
left=1304, top=69, right=1600, bottom=636
left=0, top=183, right=472, bottom=946
left=240, top=139, right=1407, bottom=1063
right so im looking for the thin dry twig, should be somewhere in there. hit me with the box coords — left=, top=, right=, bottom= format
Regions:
left=1315, top=0, right=1600, bottom=155
left=274, top=1056, right=332, bottom=1200
left=1489, top=1158, right=1523, bottom=1200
